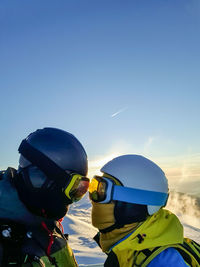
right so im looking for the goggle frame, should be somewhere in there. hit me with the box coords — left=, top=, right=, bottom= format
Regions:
left=64, top=173, right=89, bottom=203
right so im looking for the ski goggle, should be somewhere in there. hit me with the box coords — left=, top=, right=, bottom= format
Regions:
left=64, top=174, right=89, bottom=202
left=89, top=176, right=115, bottom=203
left=89, top=175, right=168, bottom=206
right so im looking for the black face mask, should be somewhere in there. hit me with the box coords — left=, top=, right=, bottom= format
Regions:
left=26, top=188, right=70, bottom=220
left=99, top=201, right=149, bottom=234
left=114, top=201, right=148, bottom=225
left=15, top=168, right=71, bottom=220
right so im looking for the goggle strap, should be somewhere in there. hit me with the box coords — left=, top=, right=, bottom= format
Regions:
left=18, top=139, right=70, bottom=188
left=113, top=186, right=168, bottom=206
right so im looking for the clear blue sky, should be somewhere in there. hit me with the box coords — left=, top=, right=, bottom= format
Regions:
left=0, top=0, right=200, bottom=191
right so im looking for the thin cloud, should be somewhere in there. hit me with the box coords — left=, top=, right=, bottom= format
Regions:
left=143, top=136, right=155, bottom=154
left=110, top=107, right=128, bottom=118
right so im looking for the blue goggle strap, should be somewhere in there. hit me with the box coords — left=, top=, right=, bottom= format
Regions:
left=113, top=185, right=168, bottom=206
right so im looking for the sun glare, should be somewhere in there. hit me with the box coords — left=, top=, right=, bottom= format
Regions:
left=88, top=153, right=120, bottom=179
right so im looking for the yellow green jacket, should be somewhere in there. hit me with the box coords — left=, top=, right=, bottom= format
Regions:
left=104, top=209, right=199, bottom=267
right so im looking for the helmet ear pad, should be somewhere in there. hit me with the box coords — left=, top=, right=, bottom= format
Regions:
left=114, top=201, right=149, bottom=225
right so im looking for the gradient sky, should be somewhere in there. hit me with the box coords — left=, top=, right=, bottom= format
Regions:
left=0, top=0, right=200, bottom=193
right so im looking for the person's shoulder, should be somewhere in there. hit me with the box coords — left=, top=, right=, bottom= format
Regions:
left=0, top=168, right=17, bottom=180
left=147, top=247, right=189, bottom=267
left=0, top=170, right=5, bottom=180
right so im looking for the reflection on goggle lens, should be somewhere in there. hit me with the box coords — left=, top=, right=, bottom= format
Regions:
left=69, top=178, right=89, bottom=202
left=89, top=177, right=107, bottom=202
left=65, top=174, right=89, bottom=202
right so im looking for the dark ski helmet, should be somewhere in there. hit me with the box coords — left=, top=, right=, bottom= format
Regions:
left=16, top=127, right=88, bottom=220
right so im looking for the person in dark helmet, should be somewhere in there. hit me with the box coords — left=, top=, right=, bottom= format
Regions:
left=89, top=154, right=200, bottom=267
left=0, top=127, right=89, bottom=266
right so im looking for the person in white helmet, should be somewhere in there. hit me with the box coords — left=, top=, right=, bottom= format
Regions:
left=89, top=154, right=200, bottom=267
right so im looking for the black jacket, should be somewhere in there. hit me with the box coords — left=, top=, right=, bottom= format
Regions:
left=0, top=168, right=77, bottom=266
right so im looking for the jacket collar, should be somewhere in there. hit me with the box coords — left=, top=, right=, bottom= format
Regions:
left=111, top=209, right=183, bottom=252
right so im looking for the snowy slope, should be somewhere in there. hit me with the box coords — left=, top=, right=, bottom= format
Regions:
left=63, top=214, right=106, bottom=265
left=62, top=194, right=106, bottom=266
left=62, top=192, right=200, bottom=266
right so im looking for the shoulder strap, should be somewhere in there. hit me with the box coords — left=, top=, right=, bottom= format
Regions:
left=136, top=240, right=200, bottom=267
left=133, top=246, right=164, bottom=266
left=181, top=238, right=200, bottom=264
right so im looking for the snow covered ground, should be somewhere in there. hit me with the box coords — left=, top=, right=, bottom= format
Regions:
left=62, top=192, right=200, bottom=267
left=62, top=194, right=106, bottom=266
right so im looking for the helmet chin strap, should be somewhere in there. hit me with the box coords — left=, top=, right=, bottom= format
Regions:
left=99, top=223, right=125, bottom=233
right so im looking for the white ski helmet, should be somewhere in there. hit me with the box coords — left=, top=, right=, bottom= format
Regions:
left=101, top=154, right=169, bottom=216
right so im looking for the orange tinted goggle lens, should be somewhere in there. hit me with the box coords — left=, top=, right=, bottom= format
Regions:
left=69, top=177, right=89, bottom=202
left=89, top=177, right=107, bottom=202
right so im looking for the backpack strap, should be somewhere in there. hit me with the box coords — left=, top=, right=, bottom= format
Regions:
left=180, top=239, right=200, bottom=265
left=185, top=238, right=200, bottom=256
left=133, top=246, right=165, bottom=266
left=136, top=240, right=200, bottom=267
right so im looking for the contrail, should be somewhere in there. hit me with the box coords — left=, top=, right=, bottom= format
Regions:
left=111, top=107, right=128, bottom=118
